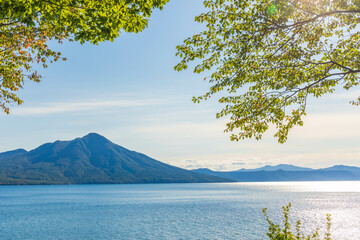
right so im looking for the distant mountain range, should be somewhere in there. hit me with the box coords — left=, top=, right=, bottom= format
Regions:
left=237, top=164, right=314, bottom=172
left=192, top=164, right=360, bottom=182
left=0, top=133, right=231, bottom=185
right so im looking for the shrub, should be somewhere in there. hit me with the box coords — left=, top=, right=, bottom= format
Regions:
left=263, top=203, right=332, bottom=240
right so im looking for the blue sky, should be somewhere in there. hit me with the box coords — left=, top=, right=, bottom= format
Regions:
left=1, top=0, right=359, bottom=170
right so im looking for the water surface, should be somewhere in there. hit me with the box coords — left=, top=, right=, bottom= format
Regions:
left=0, top=182, right=359, bottom=239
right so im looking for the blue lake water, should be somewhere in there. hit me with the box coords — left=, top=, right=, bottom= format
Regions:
left=0, top=182, right=359, bottom=240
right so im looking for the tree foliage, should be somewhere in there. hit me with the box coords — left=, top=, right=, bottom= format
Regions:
left=0, top=0, right=168, bottom=113
left=175, top=0, right=360, bottom=143
left=263, top=203, right=332, bottom=240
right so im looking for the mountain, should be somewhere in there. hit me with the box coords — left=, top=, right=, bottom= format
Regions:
left=192, top=165, right=360, bottom=182
left=237, top=164, right=314, bottom=172
left=0, top=133, right=232, bottom=185
left=320, top=165, right=360, bottom=174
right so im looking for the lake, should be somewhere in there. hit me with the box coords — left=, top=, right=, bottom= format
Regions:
left=0, top=182, right=359, bottom=239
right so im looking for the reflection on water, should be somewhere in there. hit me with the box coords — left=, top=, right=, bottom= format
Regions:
left=0, top=182, right=359, bottom=240
left=246, top=181, right=360, bottom=192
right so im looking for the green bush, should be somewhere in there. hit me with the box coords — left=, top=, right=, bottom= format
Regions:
left=263, top=203, right=332, bottom=240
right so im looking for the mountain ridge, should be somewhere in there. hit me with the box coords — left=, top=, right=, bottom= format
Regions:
left=237, top=164, right=314, bottom=172
left=0, top=133, right=232, bottom=185
left=0, top=148, right=28, bottom=160
left=192, top=164, right=360, bottom=182
left=195, top=163, right=360, bottom=173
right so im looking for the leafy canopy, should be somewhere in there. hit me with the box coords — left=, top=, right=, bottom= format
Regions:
left=0, top=0, right=168, bottom=113
left=175, top=0, right=360, bottom=143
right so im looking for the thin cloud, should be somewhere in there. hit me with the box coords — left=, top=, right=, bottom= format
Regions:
left=135, top=120, right=227, bottom=137
left=232, top=162, right=246, bottom=166
left=12, top=99, right=165, bottom=116
left=136, top=111, right=360, bottom=140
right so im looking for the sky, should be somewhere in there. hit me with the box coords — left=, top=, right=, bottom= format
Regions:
left=1, top=0, right=359, bottom=171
